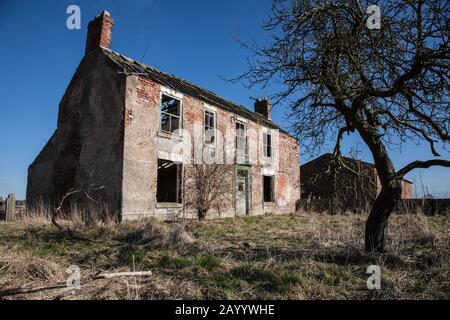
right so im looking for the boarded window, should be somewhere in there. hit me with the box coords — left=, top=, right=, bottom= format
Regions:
left=204, top=110, right=216, bottom=144
left=157, top=159, right=182, bottom=203
left=263, top=175, right=274, bottom=202
left=160, top=94, right=181, bottom=134
left=263, top=132, right=272, bottom=158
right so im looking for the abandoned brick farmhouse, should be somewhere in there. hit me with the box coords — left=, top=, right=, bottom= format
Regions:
left=27, top=11, right=300, bottom=220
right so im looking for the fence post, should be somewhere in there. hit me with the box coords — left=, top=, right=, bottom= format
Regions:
left=0, top=196, right=4, bottom=219
left=5, top=193, right=16, bottom=222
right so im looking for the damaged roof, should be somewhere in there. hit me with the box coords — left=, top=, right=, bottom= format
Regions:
left=101, top=48, right=292, bottom=136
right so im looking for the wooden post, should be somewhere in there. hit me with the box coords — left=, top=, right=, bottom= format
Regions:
left=0, top=196, right=4, bottom=219
left=5, top=193, right=16, bottom=222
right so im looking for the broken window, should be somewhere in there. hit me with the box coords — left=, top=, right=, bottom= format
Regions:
left=263, top=175, right=274, bottom=202
left=263, top=132, right=272, bottom=158
left=157, top=159, right=182, bottom=203
left=236, top=121, right=246, bottom=153
left=160, top=94, right=181, bottom=134
left=204, top=110, right=216, bottom=144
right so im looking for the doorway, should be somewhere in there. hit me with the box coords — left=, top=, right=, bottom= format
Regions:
left=236, top=168, right=250, bottom=215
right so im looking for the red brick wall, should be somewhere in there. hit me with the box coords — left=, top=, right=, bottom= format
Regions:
left=121, top=75, right=300, bottom=219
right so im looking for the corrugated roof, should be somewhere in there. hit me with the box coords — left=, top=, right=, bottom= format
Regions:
left=100, top=47, right=291, bottom=136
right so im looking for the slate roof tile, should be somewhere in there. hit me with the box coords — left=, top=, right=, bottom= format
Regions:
left=101, top=48, right=292, bottom=136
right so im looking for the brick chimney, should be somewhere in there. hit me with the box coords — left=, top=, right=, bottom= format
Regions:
left=85, top=11, right=114, bottom=55
left=254, top=98, right=271, bottom=120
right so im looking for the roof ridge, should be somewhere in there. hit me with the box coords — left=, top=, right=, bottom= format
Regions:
left=106, top=50, right=243, bottom=104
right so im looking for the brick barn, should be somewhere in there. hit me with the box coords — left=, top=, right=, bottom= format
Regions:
left=27, top=11, right=300, bottom=220
left=300, top=153, right=413, bottom=211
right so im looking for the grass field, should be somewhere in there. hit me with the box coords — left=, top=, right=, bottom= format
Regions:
left=0, top=212, right=448, bottom=299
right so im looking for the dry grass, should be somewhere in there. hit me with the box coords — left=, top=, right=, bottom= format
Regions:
left=0, top=208, right=448, bottom=300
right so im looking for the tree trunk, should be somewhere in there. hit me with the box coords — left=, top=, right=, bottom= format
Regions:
left=365, top=183, right=402, bottom=252
left=352, top=114, right=403, bottom=253
left=198, top=208, right=207, bottom=220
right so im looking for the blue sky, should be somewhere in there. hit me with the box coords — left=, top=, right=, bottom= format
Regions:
left=0, top=0, right=448, bottom=199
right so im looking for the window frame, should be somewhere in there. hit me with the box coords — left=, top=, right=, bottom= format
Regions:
left=156, top=159, right=182, bottom=204
left=263, top=175, right=275, bottom=203
left=263, top=131, right=272, bottom=159
left=236, top=121, right=247, bottom=153
left=204, top=109, right=217, bottom=145
left=159, top=93, right=183, bottom=135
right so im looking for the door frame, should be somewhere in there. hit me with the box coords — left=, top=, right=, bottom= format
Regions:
left=234, top=165, right=252, bottom=216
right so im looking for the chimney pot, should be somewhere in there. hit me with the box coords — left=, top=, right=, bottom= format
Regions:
left=85, top=11, right=114, bottom=55
left=254, top=98, right=271, bottom=120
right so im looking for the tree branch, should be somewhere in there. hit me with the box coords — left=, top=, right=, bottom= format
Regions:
left=394, top=159, right=450, bottom=180
left=52, top=185, right=105, bottom=229
left=333, top=126, right=352, bottom=157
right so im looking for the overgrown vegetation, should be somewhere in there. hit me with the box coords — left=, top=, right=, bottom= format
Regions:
left=182, top=164, right=234, bottom=220
left=0, top=209, right=448, bottom=299
left=234, top=0, right=450, bottom=252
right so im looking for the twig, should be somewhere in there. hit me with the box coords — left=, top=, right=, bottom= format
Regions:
left=92, top=271, right=152, bottom=279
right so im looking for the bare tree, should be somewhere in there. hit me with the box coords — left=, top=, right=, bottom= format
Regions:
left=51, top=184, right=105, bottom=229
left=236, top=0, right=449, bottom=251
left=50, top=170, right=112, bottom=229
left=330, top=155, right=378, bottom=212
left=182, top=164, right=234, bottom=220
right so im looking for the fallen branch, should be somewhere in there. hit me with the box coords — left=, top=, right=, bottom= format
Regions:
left=92, top=271, right=153, bottom=279
left=0, top=270, right=152, bottom=298
left=0, top=283, right=68, bottom=297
